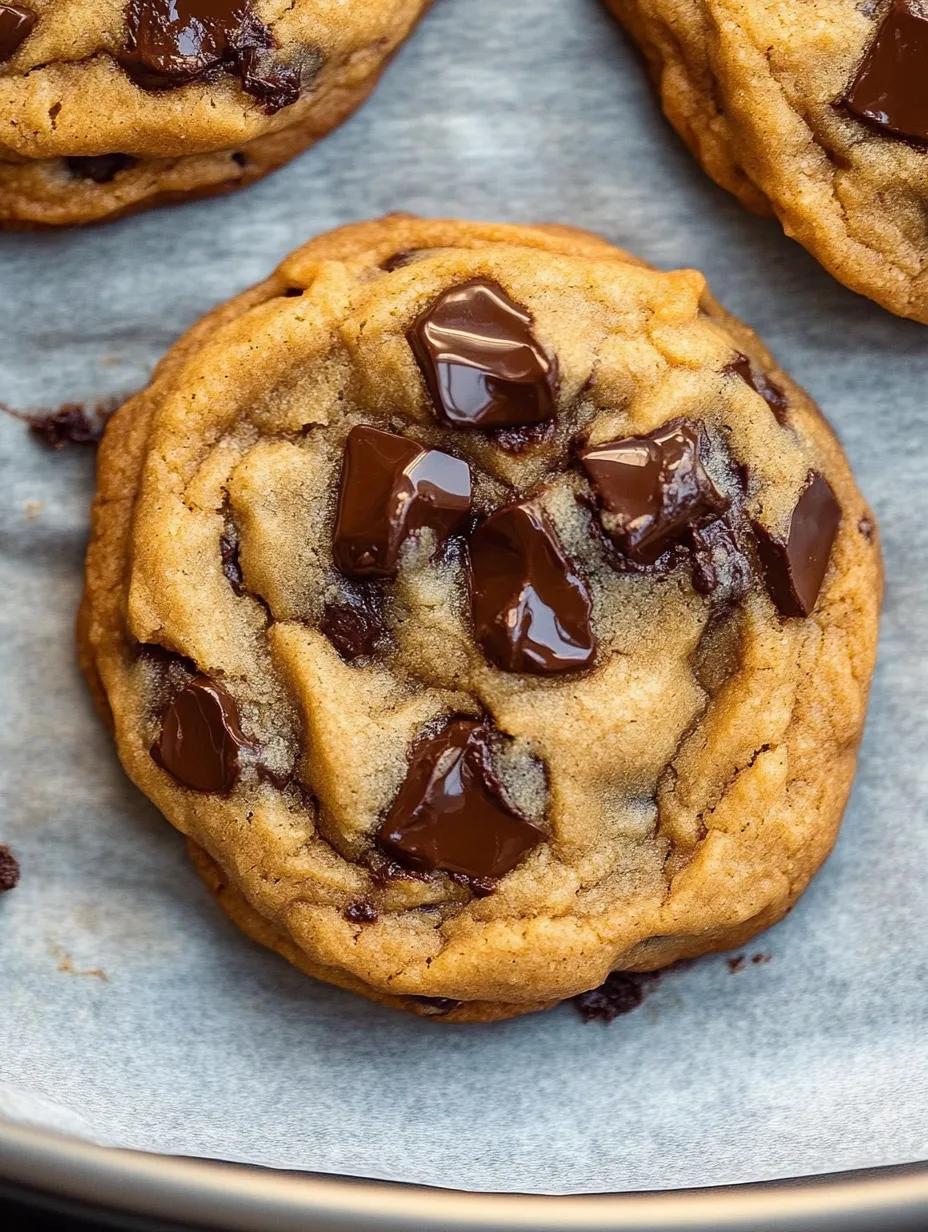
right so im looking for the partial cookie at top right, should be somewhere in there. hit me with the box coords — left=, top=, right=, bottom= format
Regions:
left=607, top=0, right=928, bottom=322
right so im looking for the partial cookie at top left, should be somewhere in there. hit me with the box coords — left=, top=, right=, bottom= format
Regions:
left=0, top=0, right=430, bottom=227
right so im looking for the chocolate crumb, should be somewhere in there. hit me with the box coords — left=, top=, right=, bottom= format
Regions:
left=751, top=952, right=772, bottom=965
left=0, top=844, right=20, bottom=893
left=858, top=515, right=875, bottom=542
left=727, top=955, right=746, bottom=973
left=344, top=898, right=378, bottom=925
left=1, top=399, right=120, bottom=450
left=407, top=996, right=463, bottom=1016
left=573, top=970, right=662, bottom=1023
left=219, top=533, right=245, bottom=595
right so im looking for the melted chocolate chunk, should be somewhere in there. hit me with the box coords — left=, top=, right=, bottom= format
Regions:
left=469, top=501, right=595, bottom=674
left=753, top=472, right=841, bottom=617
left=580, top=419, right=729, bottom=565
left=408, top=279, right=559, bottom=428
left=573, top=971, right=661, bottom=1023
left=845, top=0, right=928, bottom=141
left=153, top=675, right=251, bottom=793
left=119, top=0, right=301, bottom=114
left=448, top=870, right=497, bottom=898
left=321, top=598, right=383, bottom=661
left=408, top=996, right=464, bottom=1017
left=364, top=850, right=433, bottom=888
left=344, top=898, right=378, bottom=925
left=219, top=532, right=245, bottom=596
left=381, top=250, right=422, bottom=272
left=333, top=425, right=471, bottom=579
left=0, top=5, right=36, bottom=62
left=689, top=515, right=753, bottom=607
left=379, top=719, right=544, bottom=881
left=66, top=154, right=137, bottom=183
left=0, top=844, right=20, bottom=893
left=727, top=353, right=789, bottom=424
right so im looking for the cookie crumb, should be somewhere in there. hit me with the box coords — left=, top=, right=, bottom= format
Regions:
left=0, top=845, right=20, bottom=893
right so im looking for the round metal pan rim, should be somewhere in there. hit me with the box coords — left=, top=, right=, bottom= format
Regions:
left=2, top=1118, right=928, bottom=1231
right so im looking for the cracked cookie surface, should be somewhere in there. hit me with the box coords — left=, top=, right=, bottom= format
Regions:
left=79, top=214, right=881, bottom=1020
left=0, top=0, right=428, bottom=226
left=607, top=0, right=928, bottom=322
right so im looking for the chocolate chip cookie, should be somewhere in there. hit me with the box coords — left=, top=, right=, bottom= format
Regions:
left=79, top=214, right=881, bottom=1021
left=0, top=1, right=429, bottom=227
left=607, top=0, right=928, bottom=322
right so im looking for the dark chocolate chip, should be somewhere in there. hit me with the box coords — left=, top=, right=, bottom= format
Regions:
left=574, top=971, right=661, bottom=1023
left=153, top=675, right=252, bottom=793
left=379, top=719, right=544, bottom=881
left=119, top=0, right=301, bottom=114
left=580, top=418, right=729, bottom=565
left=469, top=501, right=595, bottom=675
left=333, top=425, right=472, bottom=579
left=726, top=353, right=789, bottom=424
left=219, top=532, right=245, bottom=596
left=344, top=898, right=378, bottom=925
left=407, top=996, right=463, bottom=1016
left=753, top=471, right=842, bottom=617
left=845, top=0, right=928, bottom=142
left=0, top=5, right=36, bottom=62
left=321, top=598, right=382, bottom=661
left=66, top=154, right=137, bottom=183
left=408, top=279, right=559, bottom=428
left=0, top=844, right=20, bottom=893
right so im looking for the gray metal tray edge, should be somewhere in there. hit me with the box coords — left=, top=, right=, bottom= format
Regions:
left=2, top=1118, right=928, bottom=1231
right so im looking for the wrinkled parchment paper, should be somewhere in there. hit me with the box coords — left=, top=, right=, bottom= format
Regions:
left=1, top=0, right=925, bottom=1196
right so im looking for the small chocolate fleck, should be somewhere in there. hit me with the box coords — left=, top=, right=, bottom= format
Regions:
left=845, top=0, right=928, bottom=142
left=381, top=249, right=421, bottom=272
left=580, top=419, right=729, bottom=565
left=858, top=515, right=875, bottom=542
left=219, top=532, right=245, bottom=596
left=407, top=996, right=463, bottom=1017
left=256, top=762, right=292, bottom=791
left=379, top=719, right=544, bottom=881
left=153, top=675, right=252, bottom=793
left=726, top=353, right=789, bottom=424
left=0, top=5, right=36, bottom=62
left=727, top=955, right=746, bottom=973
left=753, top=471, right=842, bottom=617
left=751, top=953, right=772, bottom=965
left=17, top=401, right=117, bottom=450
left=119, top=0, right=301, bottom=114
left=574, top=971, right=661, bottom=1023
left=344, top=898, right=378, bottom=925
left=333, top=425, right=471, bottom=579
left=0, top=844, right=20, bottom=893
left=321, top=597, right=383, bottom=662
left=448, top=870, right=497, bottom=898
left=231, top=150, right=247, bottom=167
left=66, top=154, right=137, bottom=184
left=364, top=851, right=433, bottom=889
left=469, top=501, right=596, bottom=675
left=408, top=279, right=559, bottom=428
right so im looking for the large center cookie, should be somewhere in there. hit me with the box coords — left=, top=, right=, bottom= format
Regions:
left=79, top=215, right=882, bottom=1021
left=0, top=0, right=428, bottom=226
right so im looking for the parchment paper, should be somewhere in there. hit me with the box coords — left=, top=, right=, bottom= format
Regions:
left=1, top=0, right=925, bottom=1196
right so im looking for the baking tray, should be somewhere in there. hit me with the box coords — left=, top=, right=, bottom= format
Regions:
left=3, top=1120, right=928, bottom=1231
left=2, top=0, right=926, bottom=1223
